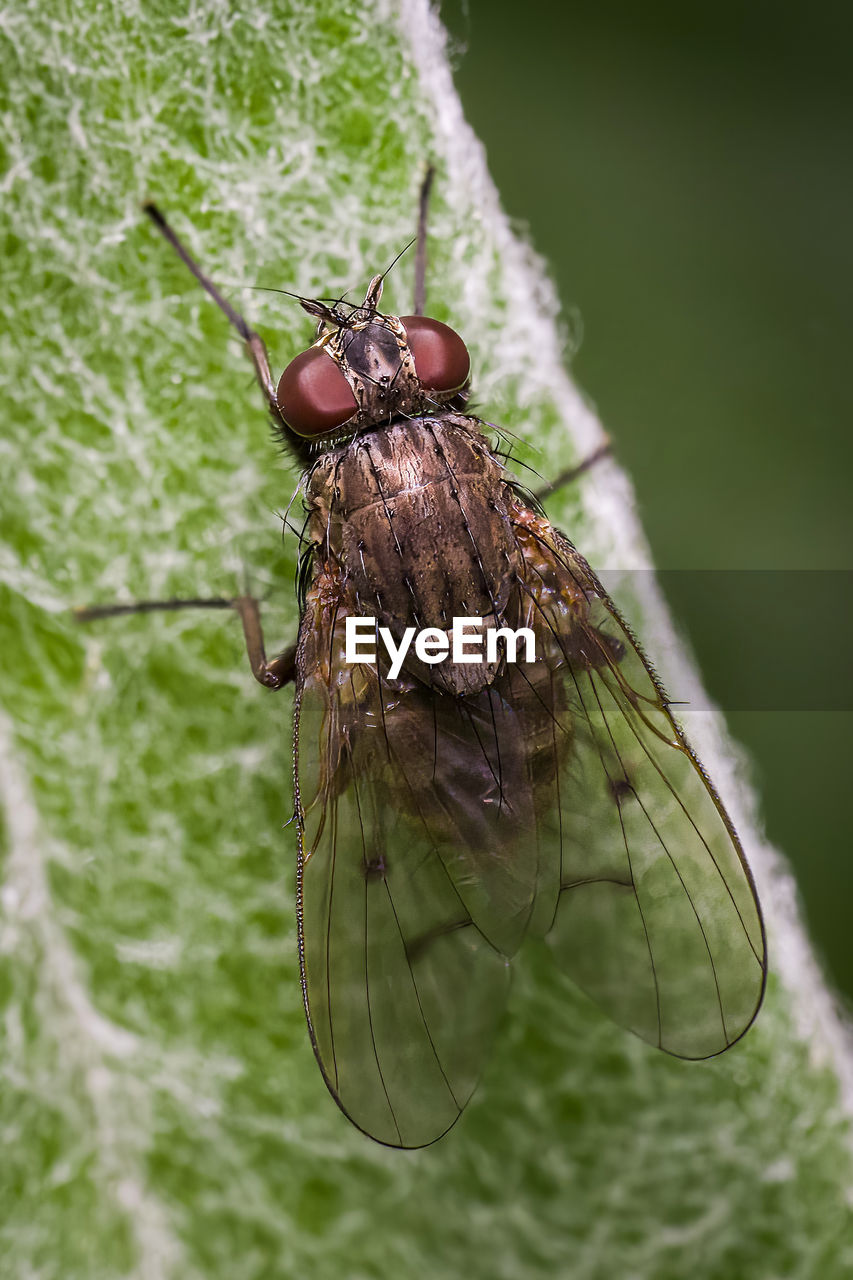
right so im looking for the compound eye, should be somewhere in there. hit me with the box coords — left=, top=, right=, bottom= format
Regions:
left=400, top=316, right=470, bottom=393
left=276, top=348, right=358, bottom=438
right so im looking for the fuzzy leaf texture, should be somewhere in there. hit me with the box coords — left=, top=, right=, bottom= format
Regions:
left=1, top=1, right=851, bottom=1277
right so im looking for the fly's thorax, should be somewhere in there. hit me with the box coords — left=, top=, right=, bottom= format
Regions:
left=304, top=415, right=523, bottom=689
left=305, top=413, right=498, bottom=521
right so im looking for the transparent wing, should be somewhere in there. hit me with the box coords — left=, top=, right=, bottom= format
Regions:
left=510, top=508, right=766, bottom=1059
left=293, top=501, right=766, bottom=1146
left=294, top=569, right=544, bottom=1148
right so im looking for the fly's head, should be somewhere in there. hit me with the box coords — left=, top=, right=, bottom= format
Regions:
left=275, top=275, right=470, bottom=448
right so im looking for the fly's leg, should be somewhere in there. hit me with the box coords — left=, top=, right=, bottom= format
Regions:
left=82, top=210, right=298, bottom=687
left=230, top=595, right=296, bottom=688
left=143, top=203, right=281, bottom=417
left=412, top=165, right=435, bottom=316
left=533, top=438, right=613, bottom=502
left=75, top=596, right=296, bottom=689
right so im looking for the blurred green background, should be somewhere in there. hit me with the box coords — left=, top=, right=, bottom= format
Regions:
left=444, top=0, right=853, bottom=1001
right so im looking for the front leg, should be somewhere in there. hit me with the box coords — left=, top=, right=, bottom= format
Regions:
left=143, top=203, right=281, bottom=418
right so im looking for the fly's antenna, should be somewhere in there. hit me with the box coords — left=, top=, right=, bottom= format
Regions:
left=379, top=236, right=418, bottom=286
left=359, top=236, right=418, bottom=316
left=245, top=284, right=352, bottom=314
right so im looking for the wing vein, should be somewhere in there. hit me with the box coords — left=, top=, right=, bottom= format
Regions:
left=588, top=669, right=728, bottom=1046
left=363, top=872, right=403, bottom=1145
left=382, top=878, right=463, bottom=1112
left=595, top=662, right=763, bottom=969
left=563, top=644, right=664, bottom=1048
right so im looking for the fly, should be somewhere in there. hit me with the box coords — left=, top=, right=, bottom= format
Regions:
left=78, top=174, right=766, bottom=1148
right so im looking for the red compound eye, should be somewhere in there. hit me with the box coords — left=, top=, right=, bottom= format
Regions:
left=276, top=348, right=358, bottom=438
left=400, top=316, right=470, bottom=393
